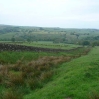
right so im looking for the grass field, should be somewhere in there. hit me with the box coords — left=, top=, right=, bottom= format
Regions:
left=0, top=45, right=84, bottom=64
left=24, top=47, right=99, bottom=99
left=0, top=51, right=69, bottom=64
left=19, top=42, right=81, bottom=49
left=0, top=46, right=91, bottom=99
left=0, top=41, right=82, bottom=50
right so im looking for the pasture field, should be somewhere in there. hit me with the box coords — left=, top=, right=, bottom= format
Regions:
left=24, top=47, right=99, bottom=99
left=0, top=45, right=90, bottom=99
left=0, top=45, right=84, bottom=64
left=20, top=42, right=81, bottom=49
left=0, top=41, right=82, bottom=50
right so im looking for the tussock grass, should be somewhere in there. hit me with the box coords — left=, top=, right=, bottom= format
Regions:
left=89, top=91, right=99, bottom=99
left=0, top=89, right=23, bottom=99
left=24, top=47, right=99, bottom=99
left=0, top=47, right=91, bottom=99
left=0, top=47, right=90, bottom=64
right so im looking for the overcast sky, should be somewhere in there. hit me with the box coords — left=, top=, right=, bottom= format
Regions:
left=0, top=0, right=99, bottom=28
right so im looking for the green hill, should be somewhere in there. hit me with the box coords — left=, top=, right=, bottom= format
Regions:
left=0, top=25, right=99, bottom=44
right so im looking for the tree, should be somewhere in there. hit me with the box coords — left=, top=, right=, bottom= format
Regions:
left=76, top=34, right=80, bottom=39
left=82, top=41, right=90, bottom=46
left=11, top=37, right=15, bottom=42
left=27, top=38, right=31, bottom=42
left=92, top=41, right=99, bottom=47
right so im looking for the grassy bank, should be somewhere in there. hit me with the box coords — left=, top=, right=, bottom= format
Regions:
left=24, top=47, right=99, bottom=99
left=0, top=47, right=90, bottom=99
left=0, top=47, right=86, bottom=64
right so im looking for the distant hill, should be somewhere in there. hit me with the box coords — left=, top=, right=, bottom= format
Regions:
left=0, top=24, right=99, bottom=43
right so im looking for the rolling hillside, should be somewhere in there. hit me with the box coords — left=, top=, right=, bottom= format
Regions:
left=0, top=25, right=99, bottom=44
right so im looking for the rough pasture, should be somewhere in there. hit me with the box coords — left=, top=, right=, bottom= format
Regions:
left=0, top=43, right=83, bottom=52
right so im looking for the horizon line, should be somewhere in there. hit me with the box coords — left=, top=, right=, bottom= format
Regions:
left=0, top=24, right=99, bottom=30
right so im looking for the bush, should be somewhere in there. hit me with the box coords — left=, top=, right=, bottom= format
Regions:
left=82, top=41, right=90, bottom=46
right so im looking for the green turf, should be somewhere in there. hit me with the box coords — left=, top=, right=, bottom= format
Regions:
left=0, top=51, right=67, bottom=64
left=18, top=42, right=81, bottom=49
left=0, top=46, right=86, bottom=64
left=24, top=47, right=99, bottom=99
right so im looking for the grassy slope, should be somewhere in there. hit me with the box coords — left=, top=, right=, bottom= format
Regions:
left=0, top=51, right=69, bottom=64
left=24, top=47, right=99, bottom=99
left=0, top=25, right=99, bottom=42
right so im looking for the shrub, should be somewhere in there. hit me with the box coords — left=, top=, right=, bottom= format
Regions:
left=82, top=41, right=90, bottom=46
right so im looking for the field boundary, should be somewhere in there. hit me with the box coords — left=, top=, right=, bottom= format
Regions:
left=0, top=43, right=83, bottom=52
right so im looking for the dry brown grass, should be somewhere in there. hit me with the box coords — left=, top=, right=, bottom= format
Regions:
left=89, top=91, right=99, bottom=99
left=40, top=71, right=53, bottom=81
left=1, top=90, right=23, bottom=99
left=0, top=48, right=91, bottom=99
left=5, top=72, right=24, bottom=87
left=27, top=78, right=40, bottom=89
left=0, top=65, right=9, bottom=76
left=0, top=54, right=81, bottom=87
